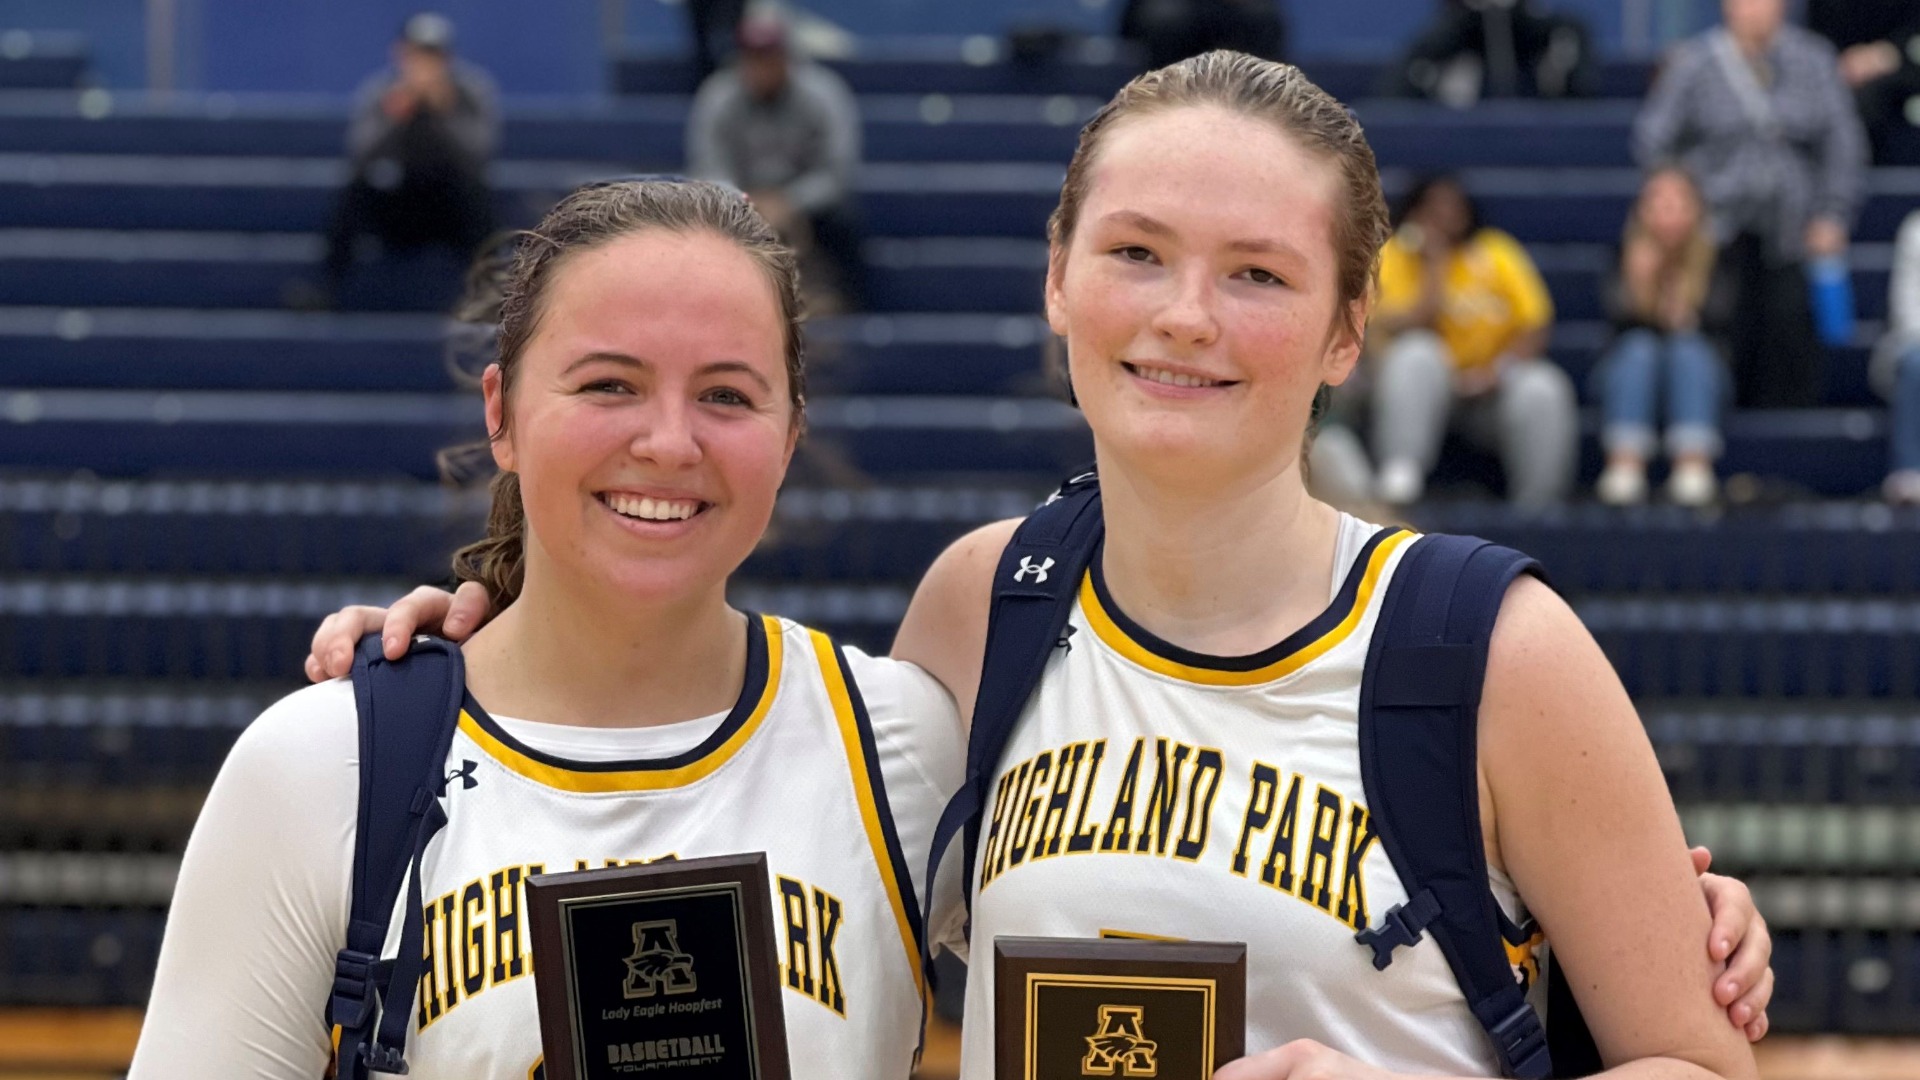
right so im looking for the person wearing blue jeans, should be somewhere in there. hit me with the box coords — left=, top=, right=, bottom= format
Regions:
left=1891, top=348, right=1920, bottom=501
left=1595, top=168, right=1728, bottom=506
left=1880, top=209, right=1920, bottom=503
left=1596, top=328, right=1727, bottom=505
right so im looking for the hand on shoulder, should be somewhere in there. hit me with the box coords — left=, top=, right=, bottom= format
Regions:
left=304, top=581, right=493, bottom=681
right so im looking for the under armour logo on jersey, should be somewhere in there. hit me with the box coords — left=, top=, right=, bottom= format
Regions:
left=447, top=759, right=479, bottom=791
left=1056, top=624, right=1078, bottom=653
left=1014, top=556, right=1055, bottom=583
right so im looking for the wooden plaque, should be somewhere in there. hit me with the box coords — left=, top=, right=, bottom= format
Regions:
left=527, top=853, right=791, bottom=1080
left=994, top=936, right=1245, bottom=1080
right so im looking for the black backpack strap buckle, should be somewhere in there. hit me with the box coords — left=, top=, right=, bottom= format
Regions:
left=327, top=948, right=385, bottom=1031
left=1483, top=994, right=1552, bottom=1079
left=1354, top=888, right=1442, bottom=970
left=360, top=1040, right=412, bottom=1074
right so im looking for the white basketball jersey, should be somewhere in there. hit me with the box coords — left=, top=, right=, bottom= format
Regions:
left=372, top=615, right=928, bottom=1080
left=959, top=516, right=1542, bottom=1078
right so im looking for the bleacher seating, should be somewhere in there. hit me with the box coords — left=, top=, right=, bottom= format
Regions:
left=0, top=92, right=1662, bottom=167
left=0, top=43, right=1914, bottom=1035
left=0, top=227, right=1904, bottom=323
left=7, top=149, right=1920, bottom=242
left=608, top=39, right=1661, bottom=100
left=0, top=31, right=88, bottom=92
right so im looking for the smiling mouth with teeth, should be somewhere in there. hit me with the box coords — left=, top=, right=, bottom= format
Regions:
left=600, top=493, right=709, bottom=522
left=1122, top=362, right=1237, bottom=389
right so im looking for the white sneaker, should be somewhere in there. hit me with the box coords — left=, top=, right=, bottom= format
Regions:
left=1375, top=458, right=1425, bottom=506
left=1667, top=462, right=1718, bottom=507
left=1886, top=469, right=1920, bottom=505
left=1596, top=462, right=1647, bottom=505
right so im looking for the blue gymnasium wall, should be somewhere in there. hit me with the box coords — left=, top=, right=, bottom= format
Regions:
left=195, top=0, right=603, bottom=94
left=0, top=0, right=149, bottom=87
left=3, top=0, right=1722, bottom=92
left=0, top=0, right=607, bottom=93
left=618, top=0, right=1724, bottom=57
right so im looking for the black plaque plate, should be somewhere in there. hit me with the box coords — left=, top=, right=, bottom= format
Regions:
left=995, top=936, right=1245, bottom=1080
left=527, top=853, right=790, bottom=1080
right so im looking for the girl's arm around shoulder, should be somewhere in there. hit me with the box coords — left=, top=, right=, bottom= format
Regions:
left=882, top=514, right=1020, bottom=957
left=842, top=647, right=965, bottom=848
left=890, top=516, right=1023, bottom=724
left=129, top=680, right=361, bottom=1079
left=842, top=648, right=969, bottom=958
left=1480, top=577, right=1757, bottom=1080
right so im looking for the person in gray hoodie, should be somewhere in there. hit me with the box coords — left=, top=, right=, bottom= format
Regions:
left=1634, top=0, right=1867, bottom=408
left=687, top=13, right=865, bottom=310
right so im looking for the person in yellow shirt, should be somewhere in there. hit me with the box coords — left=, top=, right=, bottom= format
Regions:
left=1366, top=174, right=1577, bottom=505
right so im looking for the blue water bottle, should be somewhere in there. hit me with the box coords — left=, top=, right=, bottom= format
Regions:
left=1808, top=255, right=1855, bottom=346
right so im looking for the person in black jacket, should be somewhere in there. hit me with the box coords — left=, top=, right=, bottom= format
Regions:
left=1119, top=0, right=1287, bottom=69
left=299, top=13, right=500, bottom=309
left=1384, top=0, right=1593, bottom=103
left=1807, top=0, right=1920, bottom=163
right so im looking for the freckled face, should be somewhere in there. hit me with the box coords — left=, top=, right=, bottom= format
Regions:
left=484, top=230, right=796, bottom=605
left=1046, top=105, right=1359, bottom=486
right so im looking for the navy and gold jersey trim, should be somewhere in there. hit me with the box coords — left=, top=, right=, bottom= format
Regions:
left=1081, top=527, right=1414, bottom=686
left=456, top=613, right=782, bottom=792
left=808, top=629, right=929, bottom=1052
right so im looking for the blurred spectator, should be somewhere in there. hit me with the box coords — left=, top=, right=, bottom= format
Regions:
left=1367, top=175, right=1576, bottom=506
left=299, top=13, right=499, bottom=309
left=1305, top=401, right=1375, bottom=509
left=1595, top=168, right=1731, bottom=507
left=1634, top=0, right=1867, bottom=408
left=687, top=0, right=747, bottom=90
left=1384, top=0, right=1594, bottom=105
left=1118, top=0, right=1287, bottom=69
left=1807, top=0, right=1920, bottom=164
left=688, top=14, right=865, bottom=311
left=1876, top=209, right=1920, bottom=503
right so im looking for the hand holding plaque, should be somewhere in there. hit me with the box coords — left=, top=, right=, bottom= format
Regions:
left=995, top=936, right=1245, bottom=1080
left=527, top=853, right=791, bottom=1080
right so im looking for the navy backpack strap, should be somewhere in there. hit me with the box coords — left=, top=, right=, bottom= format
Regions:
left=331, top=633, right=467, bottom=1078
left=1356, top=533, right=1558, bottom=1079
left=924, top=470, right=1104, bottom=964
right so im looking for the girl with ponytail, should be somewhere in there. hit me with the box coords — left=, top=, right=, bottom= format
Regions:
left=136, top=179, right=961, bottom=1080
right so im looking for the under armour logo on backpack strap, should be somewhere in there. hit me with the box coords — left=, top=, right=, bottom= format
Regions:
left=1014, top=556, right=1055, bottom=583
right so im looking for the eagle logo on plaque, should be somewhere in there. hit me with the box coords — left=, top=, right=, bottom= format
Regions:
left=1082, top=1004, right=1158, bottom=1077
left=622, top=919, right=698, bottom=999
